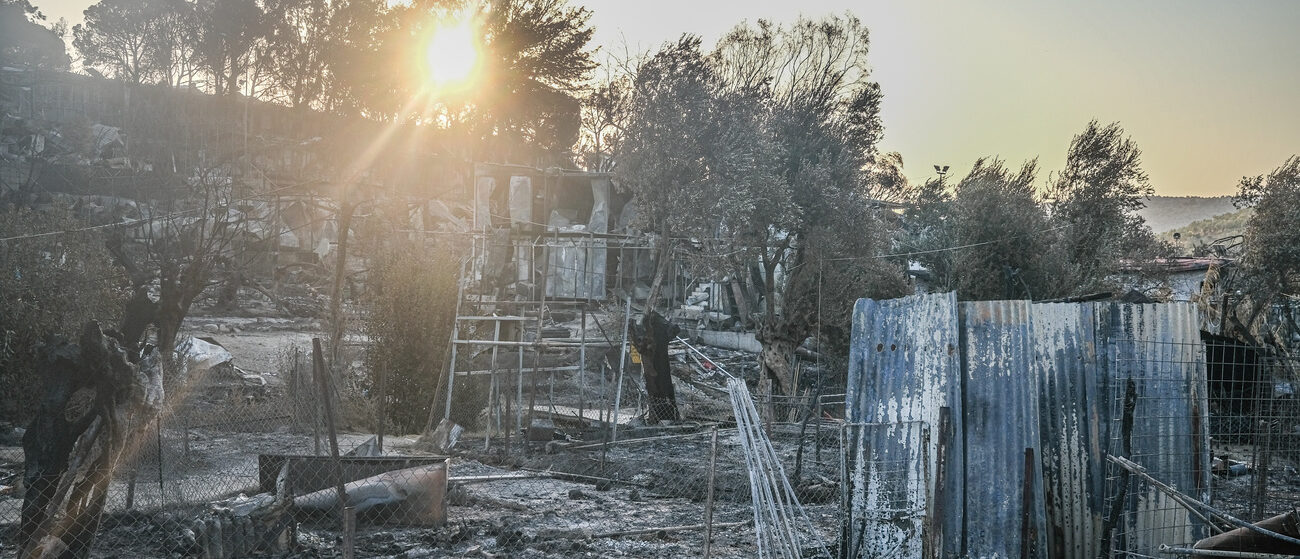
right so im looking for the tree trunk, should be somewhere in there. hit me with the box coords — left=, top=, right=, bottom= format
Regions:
left=329, top=202, right=356, bottom=378
left=633, top=310, right=680, bottom=423
left=757, top=327, right=799, bottom=397
left=20, top=322, right=163, bottom=559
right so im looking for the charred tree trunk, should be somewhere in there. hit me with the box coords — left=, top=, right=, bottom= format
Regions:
left=633, top=310, right=680, bottom=423
left=757, top=328, right=799, bottom=397
left=20, top=322, right=163, bottom=559
left=328, top=202, right=356, bottom=380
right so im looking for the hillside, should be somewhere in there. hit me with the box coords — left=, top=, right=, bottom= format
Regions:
left=1138, top=196, right=1238, bottom=233
left=1160, top=207, right=1253, bottom=253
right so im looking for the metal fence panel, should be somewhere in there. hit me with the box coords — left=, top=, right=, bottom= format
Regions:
left=959, top=300, right=1047, bottom=559
left=1032, top=302, right=1104, bottom=559
left=1098, top=302, right=1210, bottom=556
left=840, top=422, right=929, bottom=559
left=846, top=291, right=961, bottom=557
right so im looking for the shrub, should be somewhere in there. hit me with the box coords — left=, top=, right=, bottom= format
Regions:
left=362, top=238, right=459, bottom=433
left=0, top=205, right=124, bottom=423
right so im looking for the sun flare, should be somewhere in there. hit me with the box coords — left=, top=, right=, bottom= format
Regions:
left=424, top=18, right=480, bottom=89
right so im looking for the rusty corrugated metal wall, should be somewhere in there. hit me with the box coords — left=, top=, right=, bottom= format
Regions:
left=846, top=293, right=962, bottom=558
left=1098, top=302, right=1210, bottom=555
left=960, top=301, right=1048, bottom=558
left=845, top=294, right=1208, bottom=559
left=1034, top=303, right=1105, bottom=559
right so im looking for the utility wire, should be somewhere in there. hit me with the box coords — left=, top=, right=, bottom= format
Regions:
left=0, top=180, right=322, bottom=244
left=825, top=223, right=1073, bottom=262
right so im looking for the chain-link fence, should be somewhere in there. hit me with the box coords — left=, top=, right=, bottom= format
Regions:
left=0, top=317, right=846, bottom=559
left=442, top=331, right=842, bottom=558
left=0, top=335, right=452, bottom=559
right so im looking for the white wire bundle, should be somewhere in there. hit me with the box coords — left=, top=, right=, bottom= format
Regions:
left=728, top=378, right=832, bottom=559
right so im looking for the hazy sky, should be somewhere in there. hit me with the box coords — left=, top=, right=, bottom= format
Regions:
left=35, top=0, right=1300, bottom=196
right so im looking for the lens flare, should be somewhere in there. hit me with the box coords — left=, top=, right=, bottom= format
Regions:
left=425, top=18, right=479, bottom=89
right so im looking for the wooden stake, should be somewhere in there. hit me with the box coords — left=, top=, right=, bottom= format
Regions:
left=704, top=426, right=719, bottom=559
left=312, top=338, right=350, bottom=554
left=342, top=506, right=356, bottom=559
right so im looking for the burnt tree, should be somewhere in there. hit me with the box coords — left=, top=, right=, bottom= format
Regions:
left=20, top=321, right=163, bottom=559
left=632, top=310, right=680, bottom=423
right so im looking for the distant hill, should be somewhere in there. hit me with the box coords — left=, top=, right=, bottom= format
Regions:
left=1138, top=196, right=1238, bottom=233
left=1160, top=207, right=1253, bottom=253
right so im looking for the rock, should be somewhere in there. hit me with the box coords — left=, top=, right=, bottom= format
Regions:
left=526, top=419, right=555, bottom=442
left=202, top=324, right=221, bottom=333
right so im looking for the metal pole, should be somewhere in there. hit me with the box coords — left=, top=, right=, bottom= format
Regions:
left=579, top=305, right=587, bottom=423
left=517, top=325, right=524, bottom=437
left=612, top=295, right=632, bottom=442
left=375, top=363, right=386, bottom=454
left=441, top=261, right=466, bottom=422
left=490, top=320, right=502, bottom=439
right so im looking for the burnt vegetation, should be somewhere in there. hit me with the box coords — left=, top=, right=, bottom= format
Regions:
left=0, top=0, right=1298, bottom=557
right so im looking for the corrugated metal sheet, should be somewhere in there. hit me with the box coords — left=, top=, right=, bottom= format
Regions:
left=842, top=421, right=929, bottom=559
left=846, top=292, right=962, bottom=558
left=1097, top=302, right=1210, bottom=555
left=1033, top=303, right=1104, bottom=559
left=960, top=300, right=1047, bottom=558
left=846, top=294, right=1209, bottom=558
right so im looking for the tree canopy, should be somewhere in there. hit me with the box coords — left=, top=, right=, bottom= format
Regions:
left=1, top=0, right=68, bottom=69
left=615, top=15, right=909, bottom=395
left=1233, top=155, right=1300, bottom=331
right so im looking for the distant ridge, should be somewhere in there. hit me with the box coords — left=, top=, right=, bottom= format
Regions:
left=1137, top=196, right=1238, bottom=233
left=1159, top=207, right=1252, bottom=250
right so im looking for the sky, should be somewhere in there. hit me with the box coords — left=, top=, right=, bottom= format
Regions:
left=34, top=0, right=1300, bottom=197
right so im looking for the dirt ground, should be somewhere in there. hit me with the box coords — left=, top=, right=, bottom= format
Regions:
left=0, top=300, right=843, bottom=559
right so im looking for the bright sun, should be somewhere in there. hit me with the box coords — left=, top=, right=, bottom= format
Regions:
left=425, top=19, right=479, bottom=89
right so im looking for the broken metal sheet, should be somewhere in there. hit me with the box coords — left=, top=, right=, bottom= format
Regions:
left=293, top=463, right=447, bottom=526
left=344, top=436, right=381, bottom=457
left=960, top=300, right=1047, bottom=559
left=423, top=418, right=464, bottom=453
left=544, top=177, right=609, bottom=300
left=175, top=336, right=233, bottom=382
left=845, top=291, right=960, bottom=558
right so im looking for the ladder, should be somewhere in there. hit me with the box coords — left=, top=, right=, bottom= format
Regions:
left=440, top=241, right=543, bottom=447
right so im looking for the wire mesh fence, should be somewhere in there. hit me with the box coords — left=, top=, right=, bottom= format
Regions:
left=0, top=338, right=451, bottom=559
left=1105, top=337, right=1300, bottom=557
left=443, top=336, right=842, bottom=558
left=0, top=323, right=844, bottom=559
left=839, top=421, right=929, bottom=559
